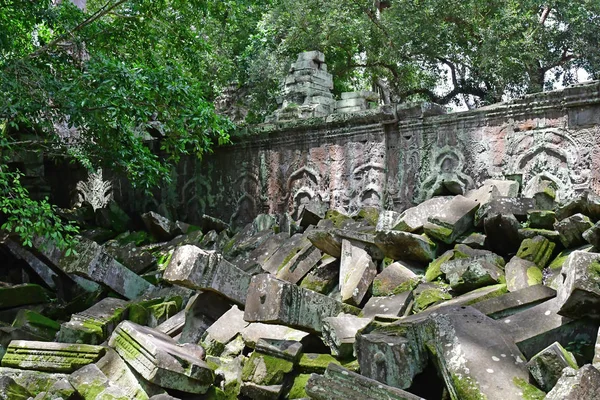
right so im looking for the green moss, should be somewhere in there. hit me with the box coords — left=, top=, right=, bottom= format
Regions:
left=413, top=288, right=452, bottom=313
left=425, top=224, right=453, bottom=243
left=241, top=352, right=294, bottom=385
left=325, top=210, right=350, bottom=228
left=288, top=374, right=311, bottom=399
left=513, top=377, right=545, bottom=400
left=425, top=250, right=454, bottom=282
left=390, top=278, right=421, bottom=296
left=355, top=207, right=379, bottom=226
left=452, top=373, right=486, bottom=400
left=526, top=267, right=543, bottom=286
left=298, top=353, right=340, bottom=374
left=155, top=249, right=174, bottom=271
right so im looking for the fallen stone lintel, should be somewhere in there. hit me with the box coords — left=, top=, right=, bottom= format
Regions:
left=306, top=363, right=425, bottom=400
left=1, top=340, right=106, bottom=373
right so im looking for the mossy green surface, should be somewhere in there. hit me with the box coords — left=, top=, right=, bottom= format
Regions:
left=516, top=236, right=555, bottom=269
left=526, top=267, right=543, bottom=286
left=425, top=250, right=454, bottom=282
left=513, top=377, right=545, bottom=400
left=413, top=288, right=452, bottom=313
left=451, top=373, right=486, bottom=400
left=298, top=353, right=340, bottom=374
left=288, top=374, right=311, bottom=399
left=241, top=352, right=294, bottom=385
left=325, top=210, right=350, bottom=228
left=355, top=207, right=379, bottom=226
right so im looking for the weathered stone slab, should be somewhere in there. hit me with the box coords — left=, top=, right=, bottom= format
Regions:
left=178, top=291, right=233, bottom=345
left=58, top=238, right=153, bottom=300
left=0, top=284, right=48, bottom=310
left=339, top=239, right=376, bottom=306
left=260, top=233, right=310, bottom=275
left=0, top=376, right=30, bottom=400
left=527, top=341, right=578, bottom=392
left=362, top=293, right=413, bottom=318
left=97, top=348, right=165, bottom=400
left=201, top=305, right=248, bottom=356
left=276, top=243, right=322, bottom=284
left=322, top=314, right=371, bottom=359
left=240, top=382, right=283, bottom=400
left=523, top=176, right=557, bottom=209
left=244, top=274, right=359, bottom=333
left=163, top=245, right=251, bottom=306
left=583, top=221, right=600, bottom=247
left=545, top=365, right=600, bottom=399
left=556, top=250, right=600, bottom=319
left=555, top=190, right=600, bottom=221
left=500, top=298, right=598, bottom=359
left=372, top=262, right=418, bottom=296
left=236, top=232, right=290, bottom=273
left=528, top=210, right=556, bottom=230
left=472, top=285, right=556, bottom=319
left=3, top=240, right=59, bottom=290
left=255, top=338, right=303, bottom=363
left=424, top=195, right=479, bottom=244
left=0, top=367, right=72, bottom=399
left=155, top=310, right=186, bottom=338
left=12, top=309, right=60, bottom=341
left=332, top=229, right=384, bottom=260
left=241, top=350, right=294, bottom=386
left=418, top=284, right=507, bottom=315
left=307, top=230, right=342, bottom=258
left=374, top=230, right=437, bottom=263
left=57, top=297, right=129, bottom=345
left=474, top=196, right=536, bottom=226
left=393, top=196, right=453, bottom=233
left=109, top=321, right=214, bottom=394
left=240, top=323, right=310, bottom=348
left=554, top=213, right=594, bottom=248
left=69, top=363, right=129, bottom=400
left=1, top=340, right=105, bottom=373
left=466, top=179, right=520, bottom=204
left=516, top=235, right=555, bottom=269
left=306, top=363, right=425, bottom=400
left=440, top=257, right=504, bottom=293
left=505, top=256, right=542, bottom=292
left=142, top=211, right=177, bottom=242
left=300, top=255, right=339, bottom=294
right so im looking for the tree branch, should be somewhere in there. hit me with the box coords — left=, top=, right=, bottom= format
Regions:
left=29, top=0, right=128, bottom=58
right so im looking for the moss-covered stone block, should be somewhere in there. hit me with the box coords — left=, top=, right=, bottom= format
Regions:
left=516, top=235, right=556, bottom=269
left=241, top=352, right=294, bottom=385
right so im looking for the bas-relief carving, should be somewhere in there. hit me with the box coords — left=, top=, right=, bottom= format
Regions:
left=230, top=161, right=261, bottom=226
left=504, top=127, right=594, bottom=202
left=75, top=169, right=112, bottom=209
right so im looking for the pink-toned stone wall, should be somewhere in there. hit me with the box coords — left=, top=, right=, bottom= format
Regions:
left=114, top=81, right=600, bottom=227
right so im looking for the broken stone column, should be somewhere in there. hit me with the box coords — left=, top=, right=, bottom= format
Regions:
left=1, top=340, right=106, bottom=373
left=163, top=245, right=251, bottom=306
left=335, top=91, right=379, bottom=114
left=244, top=274, right=359, bottom=333
left=108, top=321, right=214, bottom=394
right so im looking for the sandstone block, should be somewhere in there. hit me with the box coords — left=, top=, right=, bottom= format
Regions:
left=305, top=363, right=425, bottom=400
left=163, top=245, right=251, bottom=306
left=516, top=235, right=556, bottom=268
left=374, top=230, right=437, bottom=263
left=244, top=274, right=359, bottom=334
left=556, top=250, right=600, bottom=319
left=424, top=195, right=479, bottom=244
left=505, top=256, right=542, bottom=292
left=109, top=321, right=214, bottom=394
left=372, top=261, right=418, bottom=296
left=472, top=285, right=556, bottom=319
left=1, top=340, right=105, bottom=373
left=545, top=365, right=600, bottom=399
left=339, top=239, right=376, bottom=306
left=554, top=213, right=594, bottom=248
left=527, top=341, right=578, bottom=392
left=322, top=314, right=371, bottom=359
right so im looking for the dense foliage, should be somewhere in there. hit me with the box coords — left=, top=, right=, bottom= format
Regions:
left=0, top=0, right=233, bottom=247
left=1, top=0, right=600, bottom=247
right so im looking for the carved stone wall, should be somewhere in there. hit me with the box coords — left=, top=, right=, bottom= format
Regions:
left=114, top=81, right=600, bottom=227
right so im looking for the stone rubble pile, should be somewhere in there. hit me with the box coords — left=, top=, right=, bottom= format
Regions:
left=1, top=179, right=600, bottom=399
